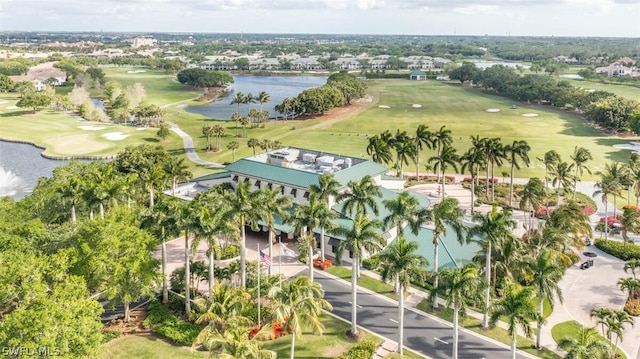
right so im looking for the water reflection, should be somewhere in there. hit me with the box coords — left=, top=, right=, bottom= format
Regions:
left=0, top=141, right=77, bottom=200
left=184, top=75, right=327, bottom=120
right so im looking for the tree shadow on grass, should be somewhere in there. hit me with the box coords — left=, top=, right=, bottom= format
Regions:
left=594, top=138, right=636, bottom=162
left=143, top=137, right=160, bottom=143
left=0, top=110, right=32, bottom=117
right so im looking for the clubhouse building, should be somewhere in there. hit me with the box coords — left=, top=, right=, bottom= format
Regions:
left=171, top=147, right=479, bottom=270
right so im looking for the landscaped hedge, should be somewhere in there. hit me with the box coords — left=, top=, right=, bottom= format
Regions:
left=594, top=238, right=640, bottom=261
left=143, top=300, right=201, bottom=345
left=336, top=339, right=378, bottom=359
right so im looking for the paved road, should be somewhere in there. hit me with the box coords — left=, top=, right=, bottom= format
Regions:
left=315, top=272, right=532, bottom=359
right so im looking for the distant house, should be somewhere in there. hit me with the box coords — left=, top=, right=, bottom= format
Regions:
left=409, top=70, right=427, bottom=80
left=9, top=62, right=66, bottom=91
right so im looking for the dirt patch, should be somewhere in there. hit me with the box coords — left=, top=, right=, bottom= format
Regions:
left=285, top=95, right=374, bottom=124
left=103, top=308, right=150, bottom=335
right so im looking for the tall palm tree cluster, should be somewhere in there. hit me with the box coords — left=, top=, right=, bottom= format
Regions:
left=367, top=126, right=608, bottom=217
left=229, top=91, right=272, bottom=137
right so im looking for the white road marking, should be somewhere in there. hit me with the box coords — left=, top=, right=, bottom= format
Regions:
left=348, top=301, right=363, bottom=309
left=434, top=337, right=449, bottom=345
left=390, top=318, right=398, bottom=323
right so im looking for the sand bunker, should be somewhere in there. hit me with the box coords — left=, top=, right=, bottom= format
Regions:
left=378, top=105, right=391, bottom=109
left=614, top=141, right=640, bottom=153
left=6, top=106, right=18, bottom=109
left=101, top=132, right=130, bottom=141
left=127, top=70, right=147, bottom=74
left=0, top=101, right=7, bottom=105
left=522, top=113, right=539, bottom=117
left=412, top=104, right=422, bottom=108
left=486, top=108, right=500, bottom=113
left=78, top=125, right=107, bottom=131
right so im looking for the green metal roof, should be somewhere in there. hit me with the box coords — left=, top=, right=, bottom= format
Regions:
left=225, top=159, right=320, bottom=188
left=190, top=171, right=231, bottom=182
left=410, top=70, right=427, bottom=76
left=225, top=158, right=387, bottom=190
left=403, top=226, right=481, bottom=271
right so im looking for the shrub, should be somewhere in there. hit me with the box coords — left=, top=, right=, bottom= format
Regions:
left=362, top=254, right=381, bottom=270
left=143, top=300, right=202, bottom=345
left=624, top=299, right=640, bottom=316
left=336, top=339, right=379, bottom=359
left=102, top=330, right=121, bottom=343
left=594, top=238, right=640, bottom=261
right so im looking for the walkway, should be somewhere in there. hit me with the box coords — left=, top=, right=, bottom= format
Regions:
left=407, top=173, right=639, bottom=359
left=165, top=120, right=224, bottom=169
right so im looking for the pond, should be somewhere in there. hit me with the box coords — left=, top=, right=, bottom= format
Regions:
left=184, top=75, right=327, bottom=120
left=0, top=141, right=79, bottom=200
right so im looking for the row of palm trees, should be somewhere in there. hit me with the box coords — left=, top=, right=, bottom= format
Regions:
left=229, top=91, right=271, bottom=137
left=367, top=126, right=607, bottom=213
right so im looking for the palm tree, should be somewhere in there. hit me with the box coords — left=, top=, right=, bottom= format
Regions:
left=257, top=91, right=270, bottom=113
left=489, top=286, right=538, bottom=359
left=504, top=140, right=531, bottom=207
left=163, top=157, right=192, bottom=195
left=483, top=137, right=505, bottom=202
left=230, top=91, right=245, bottom=112
left=461, top=142, right=485, bottom=213
left=518, top=177, right=545, bottom=231
left=227, top=141, right=240, bottom=162
left=383, top=191, right=422, bottom=237
left=260, top=187, right=292, bottom=275
left=267, top=275, right=333, bottom=359
left=432, top=265, right=484, bottom=359
left=337, top=175, right=382, bottom=218
left=570, top=146, right=593, bottom=200
left=202, top=124, right=215, bottom=151
left=212, top=125, right=226, bottom=152
left=309, top=173, right=341, bottom=262
left=176, top=199, right=201, bottom=314
left=247, top=138, right=260, bottom=156
left=193, top=190, right=238, bottom=295
left=538, top=150, right=561, bottom=214
left=379, top=236, right=428, bottom=355
left=467, top=203, right=517, bottom=328
left=620, top=207, right=640, bottom=252
left=391, top=129, right=416, bottom=178
left=618, top=277, right=640, bottom=300
left=593, top=170, right=621, bottom=240
left=522, top=248, right=565, bottom=349
left=290, top=194, right=334, bottom=282
left=140, top=196, right=180, bottom=304
left=423, top=197, right=466, bottom=309
left=331, top=214, right=385, bottom=336
left=431, top=126, right=453, bottom=181
left=225, top=181, right=265, bottom=288
left=428, top=144, right=459, bottom=201
left=558, top=327, right=609, bottom=359
left=605, top=310, right=634, bottom=358
left=194, top=282, right=251, bottom=335
left=624, top=259, right=640, bottom=279
left=57, top=176, right=83, bottom=223
left=239, top=117, right=250, bottom=138
left=414, top=124, right=433, bottom=179
left=591, top=307, right=614, bottom=338
left=231, top=112, right=242, bottom=137
left=552, top=161, right=574, bottom=205
left=366, top=132, right=393, bottom=166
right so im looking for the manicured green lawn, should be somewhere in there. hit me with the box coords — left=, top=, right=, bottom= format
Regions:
left=562, top=79, right=640, bottom=102
left=325, top=266, right=399, bottom=301
left=98, top=335, right=207, bottom=359
left=2, top=69, right=636, bottom=179
left=551, top=320, right=626, bottom=359
left=98, top=314, right=381, bottom=359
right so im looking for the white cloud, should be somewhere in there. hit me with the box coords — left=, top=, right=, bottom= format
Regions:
left=452, top=4, right=498, bottom=15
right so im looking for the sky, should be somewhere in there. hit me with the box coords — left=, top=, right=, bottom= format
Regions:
left=0, top=0, right=639, bottom=38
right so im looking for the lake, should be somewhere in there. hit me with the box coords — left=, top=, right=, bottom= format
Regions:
left=0, top=141, right=79, bottom=200
left=184, top=75, right=328, bottom=120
